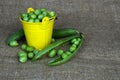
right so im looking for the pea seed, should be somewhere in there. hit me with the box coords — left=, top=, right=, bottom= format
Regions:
left=28, top=19, right=34, bottom=23
left=57, top=50, right=64, bottom=56
left=49, top=11, right=56, bottom=17
left=34, top=19, right=40, bottom=22
left=71, top=44, right=77, bottom=48
left=77, top=38, right=81, bottom=42
left=34, top=9, right=41, bottom=15
left=28, top=12, right=34, bottom=16
left=19, top=56, right=27, bottom=63
left=71, top=38, right=77, bottom=44
left=18, top=51, right=27, bottom=57
left=62, top=54, right=68, bottom=59
left=28, top=52, right=34, bottom=58
left=33, top=50, right=40, bottom=55
left=69, top=46, right=76, bottom=52
left=26, top=46, right=35, bottom=52
left=9, top=41, right=18, bottom=47
left=51, top=38, right=55, bottom=43
left=21, top=13, right=28, bottom=18
left=23, top=17, right=29, bottom=22
left=48, top=49, right=57, bottom=58
left=38, top=14, right=44, bottom=20
left=66, top=51, right=71, bottom=55
left=21, top=44, right=27, bottom=50
left=74, top=41, right=79, bottom=45
left=30, top=14, right=37, bottom=19
left=42, top=11, right=47, bottom=16
left=40, top=8, right=46, bottom=12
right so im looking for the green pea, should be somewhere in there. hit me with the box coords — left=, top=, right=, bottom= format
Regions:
left=74, top=41, right=79, bottom=45
left=18, top=51, right=27, bottom=57
left=34, top=9, right=41, bottom=15
left=69, top=46, right=76, bottom=52
left=71, top=44, right=77, bottom=48
left=51, top=38, right=55, bottom=43
left=21, top=44, right=27, bottom=50
left=26, top=46, right=35, bottom=52
left=21, top=13, right=28, bottom=18
left=48, top=49, right=57, bottom=58
left=49, top=11, right=56, bottom=17
left=30, top=14, right=37, bottom=19
left=57, top=50, right=64, bottom=56
left=66, top=51, right=71, bottom=55
left=77, top=38, right=81, bottom=42
left=71, top=38, right=77, bottom=44
left=38, top=14, right=44, bottom=20
left=40, top=8, right=46, bottom=12
left=28, top=12, right=34, bottom=16
left=28, top=19, right=34, bottom=23
left=42, top=11, right=47, bottom=16
left=28, top=52, right=34, bottom=58
left=62, top=54, right=68, bottom=59
left=9, top=41, right=19, bottom=47
left=34, top=19, right=40, bottom=22
left=33, top=50, right=40, bottom=55
left=19, top=56, right=27, bottom=63
left=23, top=17, right=29, bottom=22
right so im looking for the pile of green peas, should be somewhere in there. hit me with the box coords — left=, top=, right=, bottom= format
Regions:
left=48, top=37, right=81, bottom=59
left=18, top=44, right=35, bottom=63
left=18, top=38, right=56, bottom=63
left=21, top=8, right=56, bottom=23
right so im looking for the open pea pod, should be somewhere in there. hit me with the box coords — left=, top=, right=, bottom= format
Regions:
left=32, top=34, right=82, bottom=61
left=47, top=33, right=85, bottom=66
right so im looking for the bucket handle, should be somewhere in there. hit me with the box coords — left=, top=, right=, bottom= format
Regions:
left=27, top=7, right=34, bottom=13
left=42, top=17, right=49, bottom=24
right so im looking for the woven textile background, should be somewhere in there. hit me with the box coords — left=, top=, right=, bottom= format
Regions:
left=0, top=0, right=120, bottom=80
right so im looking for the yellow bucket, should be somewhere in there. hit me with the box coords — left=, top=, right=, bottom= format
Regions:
left=20, top=8, right=56, bottom=50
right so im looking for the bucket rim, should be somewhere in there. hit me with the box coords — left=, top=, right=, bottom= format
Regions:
left=20, top=16, right=56, bottom=24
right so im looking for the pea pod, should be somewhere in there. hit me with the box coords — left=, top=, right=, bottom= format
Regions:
left=47, top=33, right=85, bottom=66
left=6, top=29, right=24, bottom=45
left=52, top=28, right=79, bottom=38
left=32, top=35, right=80, bottom=61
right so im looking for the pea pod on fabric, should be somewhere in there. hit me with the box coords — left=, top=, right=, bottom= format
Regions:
left=47, top=33, right=85, bottom=66
left=52, top=28, right=79, bottom=38
left=6, top=29, right=25, bottom=45
left=32, top=35, right=80, bottom=61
